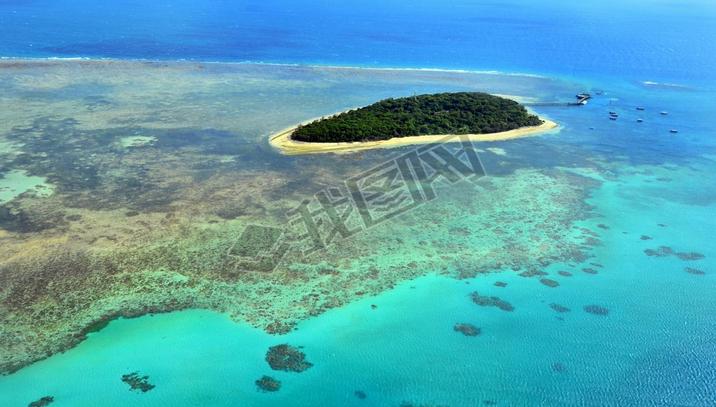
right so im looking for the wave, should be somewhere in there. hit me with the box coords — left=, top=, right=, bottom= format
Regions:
left=641, top=80, right=694, bottom=90
left=0, top=55, right=546, bottom=78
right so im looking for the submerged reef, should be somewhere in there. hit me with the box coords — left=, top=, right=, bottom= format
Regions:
left=265, top=344, right=313, bottom=373
left=453, top=323, right=481, bottom=336
left=540, top=278, right=560, bottom=287
left=400, top=402, right=450, bottom=407
left=470, top=292, right=515, bottom=312
left=685, top=267, right=705, bottom=275
left=549, top=303, right=571, bottom=313
left=584, top=305, right=609, bottom=316
left=28, top=396, right=54, bottom=407
left=676, top=252, right=705, bottom=261
left=644, top=246, right=705, bottom=261
left=255, top=375, right=281, bottom=392
left=0, top=60, right=598, bottom=374
left=519, top=269, right=548, bottom=278
left=644, top=246, right=675, bottom=257
left=121, top=372, right=155, bottom=393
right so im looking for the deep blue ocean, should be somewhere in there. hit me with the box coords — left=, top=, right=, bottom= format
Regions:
left=1, top=1, right=716, bottom=406
left=2, top=0, right=715, bottom=85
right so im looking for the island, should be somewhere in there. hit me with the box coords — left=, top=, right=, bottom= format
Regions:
left=269, top=92, right=558, bottom=155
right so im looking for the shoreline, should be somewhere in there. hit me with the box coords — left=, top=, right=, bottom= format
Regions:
left=269, top=113, right=559, bottom=156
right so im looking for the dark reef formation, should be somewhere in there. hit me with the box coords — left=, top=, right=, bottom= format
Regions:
left=676, top=252, right=705, bottom=261
left=255, top=375, right=281, bottom=392
left=644, top=246, right=705, bottom=261
left=28, top=396, right=54, bottom=407
left=265, top=344, right=313, bottom=373
left=519, top=269, right=548, bottom=278
left=470, top=292, right=514, bottom=312
left=584, top=305, right=609, bottom=316
left=265, top=320, right=296, bottom=335
left=685, top=267, right=705, bottom=275
left=549, top=303, right=571, bottom=313
left=400, top=402, right=450, bottom=407
left=121, top=372, right=155, bottom=393
left=454, top=323, right=481, bottom=336
left=354, top=390, right=367, bottom=399
left=644, top=246, right=675, bottom=257
left=292, top=92, right=542, bottom=142
left=539, top=278, right=559, bottom=288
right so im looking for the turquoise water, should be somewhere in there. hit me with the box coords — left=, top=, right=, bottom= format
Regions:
left=1, top=0, right=716, bottom=406
left=2, top=161, right=714, bottom=405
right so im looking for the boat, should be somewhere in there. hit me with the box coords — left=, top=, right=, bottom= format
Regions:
left=637, top=119, right=643, bottom=123
left=575, top=93, right=591, bottom=105
left=670, top=129, right=678, bottom=133
left=660, top=111, right=669, bottom=115
left=636, top=106, right=645, bottom=111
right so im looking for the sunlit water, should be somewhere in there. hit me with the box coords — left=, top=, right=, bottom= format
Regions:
left=1, top=1, right=715, bottom=406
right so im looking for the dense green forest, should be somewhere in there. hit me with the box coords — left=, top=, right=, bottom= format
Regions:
left=291, top=92, right=542, bottom=142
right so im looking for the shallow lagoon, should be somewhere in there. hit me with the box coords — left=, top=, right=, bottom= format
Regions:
left=0, top=60, right=715, bottom=406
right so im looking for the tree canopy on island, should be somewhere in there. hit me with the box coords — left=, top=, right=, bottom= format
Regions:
left=291, top=92, right=542, bottom=143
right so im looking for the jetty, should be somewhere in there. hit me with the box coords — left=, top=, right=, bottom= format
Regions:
left=523, top=92, right=591, bottom=108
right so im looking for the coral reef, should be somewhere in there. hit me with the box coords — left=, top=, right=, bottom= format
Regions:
left=684, top=267, right=705, bottom=275
left=519, top=270, right=548, bottom=278
left=121, top=372, right=155, bottom=392
left=355, top=390, right=367, bottom=399
left=255, top=375, right=281, bottom=392
left=644, top=246, right=674, bottom=257
left=0, top=60, right=597, bottom=375
left=28, top=396, right=54, bottom=407
left=584, top=305, right=609, bottom=316
left=470, top=292, right=514, bottom=312
left=676, top=252, right=705, bottom=261
left=265, top=345, right=313, bottom=373
left=539, top=278, right=559, bottom=288
left=644, top=246, right=705, bottom=261
left=549, top=303, right=570, bottom=313
left=453, top=323, right=481, bottom=336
